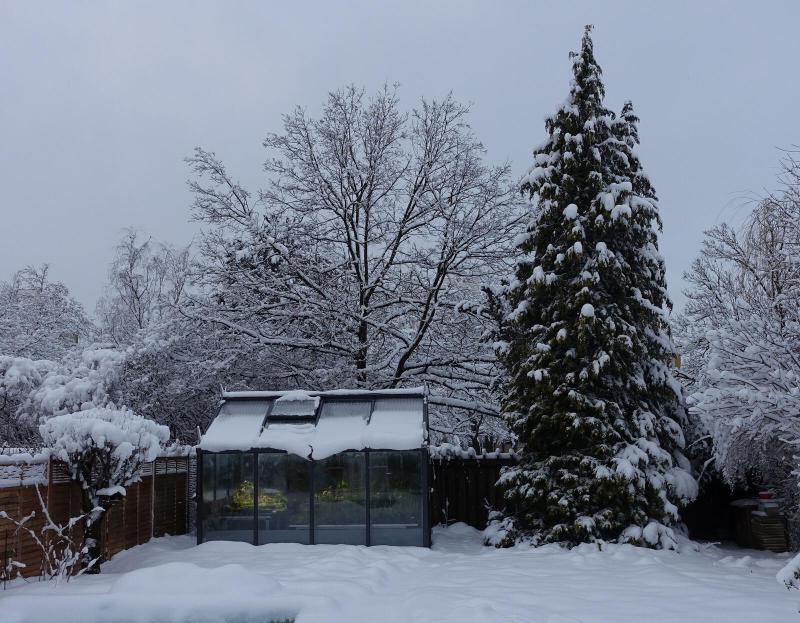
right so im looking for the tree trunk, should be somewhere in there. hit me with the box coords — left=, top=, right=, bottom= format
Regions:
left=355, top=318, right=368, bottom=384
left=81, top=490, right=108, bottom=574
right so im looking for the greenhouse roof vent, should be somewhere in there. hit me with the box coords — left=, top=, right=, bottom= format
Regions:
left=268, top=390, right=319, bottom=422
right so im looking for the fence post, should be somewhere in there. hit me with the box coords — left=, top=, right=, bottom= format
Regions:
left=45, top=457, right=52, bottom=556
left=150, top=460, right=156, bottom=540
left=16, top=466, right=22, bottom=580
left=45, top=457, right=52, bottom=515
left=196, top=451, right=203, bottom=544
left=187, top=457, right=191, bottom=534
left=136, top=478, right=140, bottom=546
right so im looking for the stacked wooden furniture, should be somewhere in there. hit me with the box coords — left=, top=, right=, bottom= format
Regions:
left=731, top=492, right=788, bottom=552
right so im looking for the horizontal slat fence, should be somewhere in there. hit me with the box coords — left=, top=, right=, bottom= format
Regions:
left=430, top=456, right=516, bottom=530
left=0, top=456, right=192, bottom=580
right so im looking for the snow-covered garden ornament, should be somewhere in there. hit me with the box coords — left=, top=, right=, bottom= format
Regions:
left=487, top=26, right=696, bottom=549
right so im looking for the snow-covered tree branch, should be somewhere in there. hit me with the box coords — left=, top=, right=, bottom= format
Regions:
left=680, top=152, right=800, bottom=525
left=0, top=266, right=92, bottom=362
left=96, top=229, right=190, bottom=346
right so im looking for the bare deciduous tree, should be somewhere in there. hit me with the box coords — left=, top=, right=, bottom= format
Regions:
left=680, top=151, right=800, bottom=539
left=0, top=265, right=91, bottom=360
left=96, top=229, right=190, bottom=345
left=186, top=86, right=523, bottom=441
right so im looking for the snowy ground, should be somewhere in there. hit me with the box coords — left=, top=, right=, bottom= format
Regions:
left=1, top=524, right=798, bottom=623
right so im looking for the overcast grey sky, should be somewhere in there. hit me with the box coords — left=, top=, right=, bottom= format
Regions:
left=1, top=1, right=798, bottom=312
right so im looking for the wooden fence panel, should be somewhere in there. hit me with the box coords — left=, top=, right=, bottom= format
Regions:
left=430, top=457, right=515, bottom=530
left=174, top=472, right=188, bottom=535
left=17, top=485, right=47, bottom=577
left=0, top=457, right=191, bottom=579
left=0, top=486, right=21, bottom=580
left=124, top=481, right=140, bottom=550
left=138, top=475, right=153, bottom=545
left=103, top=498, right=126, bottom=560
left=153, top=474, right=176, bottom=537
left=47, top=482, right=73, bottom=526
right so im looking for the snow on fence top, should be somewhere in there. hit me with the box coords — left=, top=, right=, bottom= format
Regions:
left=200, top=388, right=427, bottom=459
left=428, top=443, right=517, bottom=461
left=0, top=447, right=50, bottom=487
left=0, top=444, right=194, bottom=488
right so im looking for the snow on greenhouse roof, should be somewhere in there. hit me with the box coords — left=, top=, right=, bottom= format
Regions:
left=199, top=388, right=426, bottom=459
left=221, top=387, right=424, bottom=399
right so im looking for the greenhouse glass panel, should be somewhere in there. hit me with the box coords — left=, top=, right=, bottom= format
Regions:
left=369, top=451, right=424, bottom=546
left=314, top=452, right=366, bottom=544
left=202, top=453, right=255, bottom=542
left=257, top=453, right=311, bottom=544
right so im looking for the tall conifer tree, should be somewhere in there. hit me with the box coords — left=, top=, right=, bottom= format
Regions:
left=488, top=26, right=696, bottom=549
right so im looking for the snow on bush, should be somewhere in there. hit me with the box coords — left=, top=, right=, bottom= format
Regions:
left=39, top=406, right=169, bottom=571
left=0, top=356, right=55, bottom=395
left=41, top=406, right=169, bottom=493
left=26, top=348, right=126, bottom=418
left=778, top=553, right=800, bottom=590
left=0, top=356, right=59, bottom=445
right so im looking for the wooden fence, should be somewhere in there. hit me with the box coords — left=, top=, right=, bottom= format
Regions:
left=3, top=451, right=508, bottom=574
left=429, top=456, right=515, bottom=530
left=0, top=456, right=193, bottom=579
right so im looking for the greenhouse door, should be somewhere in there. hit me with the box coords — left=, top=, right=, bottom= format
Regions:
left=257, top=453, right=311, bottom=544
left=313, top=452, right=367, bottom=545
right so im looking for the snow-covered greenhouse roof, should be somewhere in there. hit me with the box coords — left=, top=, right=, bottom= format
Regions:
left=199, top=388, right=427, bottom=459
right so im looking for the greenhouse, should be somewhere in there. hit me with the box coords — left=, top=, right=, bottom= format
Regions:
left=197, top=388, right=430, bottom=547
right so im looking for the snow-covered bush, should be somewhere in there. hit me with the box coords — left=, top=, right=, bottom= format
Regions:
left=778, top=553, right=800, bottom=590
left=40, top=406, right=169, bottom=571
left=23, top=347, right=126, bottom=419
left=0, top=356, right=57, bottom=445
